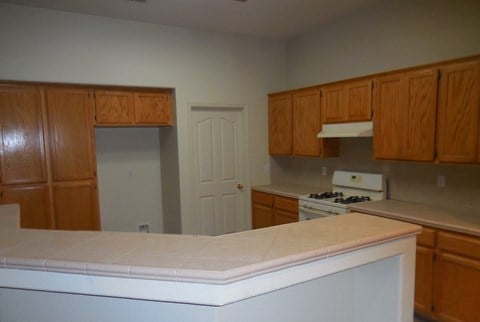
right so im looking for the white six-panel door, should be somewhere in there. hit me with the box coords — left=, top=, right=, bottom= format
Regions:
left=191, top=107, right=246, bottom=235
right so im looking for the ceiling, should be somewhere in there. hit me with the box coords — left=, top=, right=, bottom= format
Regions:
left=1, top=0, right=384, bottom=39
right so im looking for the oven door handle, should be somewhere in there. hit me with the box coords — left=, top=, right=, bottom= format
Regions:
left=298, top=205, right=334, bottom=217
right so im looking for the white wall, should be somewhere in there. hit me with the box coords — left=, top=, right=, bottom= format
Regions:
left=0, top=3, right=287, bottom=234
left=287, top=0, right=480, bottom=88
left=95, top=127, right=164, bottom=233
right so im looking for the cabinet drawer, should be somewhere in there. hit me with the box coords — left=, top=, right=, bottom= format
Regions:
left=437, top=231, right=480, bottom=261
left=417, top=227, right=436, bottom=248
left=252, top=191, right=274, bottom=207
left=274, top=196, right=298, bottom=213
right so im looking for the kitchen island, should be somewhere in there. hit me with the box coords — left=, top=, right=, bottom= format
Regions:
left=0, top=204, right=420, bottom=322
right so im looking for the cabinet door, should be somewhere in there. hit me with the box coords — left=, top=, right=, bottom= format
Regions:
left=435, top=231, right=480, bottom=321
left=134, top=92, right=173, bottom=125
left=346, top=80, right=372, bottom=122
left=437, top=60, right=480, bottom=163
left=274, top=209, right=297, bottom=225
left=435, top=253, right=480, bottom=322
left=373, top=69, right=437, bottom=161
left=1, top=185, right=51, bottom=229
left=414, top=245, right=435, bottom=318
left=252, top=191, right=274, bottom=229
left=268, top=94, right=293, bottom=155
left=46, top=87, right=96, bottom=181
left=322, top=85, right=345, bottom=123
left=252, top=203, right=274, bottom=229
left=373, top=74, right=403, bottom=159
left=53, top=181, right=100, bottom=231
left=95, top=90, right=134, bottom=125
left=322, top=80, right=372, bottom=123
left=293, top=89, right=321, bottom=156
left=0, top=85, right=47, bottom=184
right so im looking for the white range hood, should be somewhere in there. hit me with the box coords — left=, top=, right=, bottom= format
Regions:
left=317, top=121, right=373, bottom=138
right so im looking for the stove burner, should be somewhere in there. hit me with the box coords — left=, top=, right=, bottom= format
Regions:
left=334, top=196, right=372, bottom=204
left=309, top=192, right=344, bottom=199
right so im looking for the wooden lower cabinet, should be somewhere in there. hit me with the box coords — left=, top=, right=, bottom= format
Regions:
left=0, top=184, right=51, bottom=229
left=273, top=209, right=297, bottom=226
left=252, top=191, right=274, bottom=229
left=273, top=194, right=298, bottom=225
left=252, top=203, right=274, bottom=229
left=53, top=181, right=100, bottom=231
left=413, top=227, right=480, bottom=322
left=415, top=227, right=436, bottom=318
left=434, top=231, right=480, bottom=322
left=252, top=190, right=298, bottom=229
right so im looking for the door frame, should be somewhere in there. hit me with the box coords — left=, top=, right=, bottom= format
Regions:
left=186, top=102, right=250, bottom=234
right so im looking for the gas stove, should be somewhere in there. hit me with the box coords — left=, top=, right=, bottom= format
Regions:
left=298, top=171, right=386, bottom=220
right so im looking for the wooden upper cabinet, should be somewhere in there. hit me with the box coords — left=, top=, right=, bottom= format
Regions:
left=95, top=89, right=174, bottom=126
left=436, top=60, right=480, bottom=163
left=322, top=79, right=372, bottom=123
left=0, top=85, right=47, bottom=184
left=373, top=68, right=438, bottom=161
left=293, top=89, right=322, bottom=156
left=95, top=90, right=135, bottom=125
left=268, top=93, right=293, bottom=155
left=46, top=87, right=96, bottom=181
left=134, top=91, right=173, bottom=125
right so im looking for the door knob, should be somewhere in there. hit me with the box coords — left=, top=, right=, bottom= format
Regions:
left=237, top=184, right=244, bottom=190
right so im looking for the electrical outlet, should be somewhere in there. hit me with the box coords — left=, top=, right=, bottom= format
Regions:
left=437, top=175, right=446, bottom=188
left=138, top=223, right=150, bottom=233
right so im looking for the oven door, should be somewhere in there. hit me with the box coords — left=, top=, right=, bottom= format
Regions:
left=298, top=205, right=336, bottom=221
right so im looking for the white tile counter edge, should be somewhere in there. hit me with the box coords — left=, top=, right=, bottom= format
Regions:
left=0, top=204, right=420, bottom=306
left=0, top=237, right=416, bottom=306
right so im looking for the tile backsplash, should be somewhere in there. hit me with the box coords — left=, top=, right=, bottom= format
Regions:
left=270, top=138, right=480, bottom=216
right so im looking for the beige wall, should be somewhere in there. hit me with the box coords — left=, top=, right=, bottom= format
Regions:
left=274, top=0, right=480, bottom=215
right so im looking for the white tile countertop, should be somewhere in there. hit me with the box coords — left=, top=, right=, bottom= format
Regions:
left=0, top=204, right=420, bottom=285
left=253, top=184, right=480, bottom=237
left=350, top=199, right=480, bottom=237
left=252, top=183, right=329, bottom=199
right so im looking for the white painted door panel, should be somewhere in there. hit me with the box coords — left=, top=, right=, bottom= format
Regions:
left=192, top=107, right=245, bottom=236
